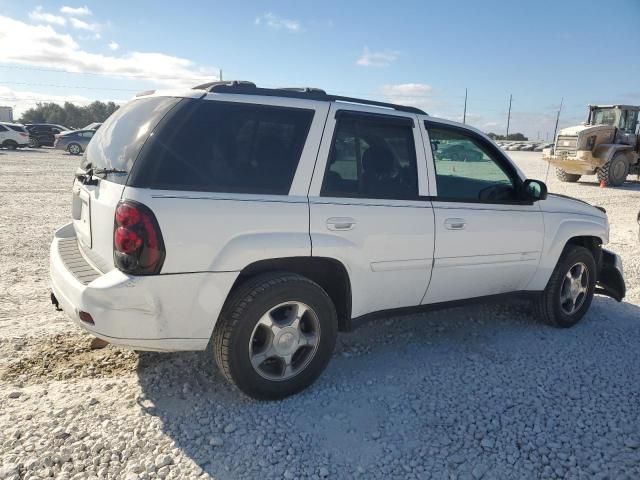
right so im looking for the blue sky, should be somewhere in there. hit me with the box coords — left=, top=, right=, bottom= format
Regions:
left=0, top=0, right=639, bottom=138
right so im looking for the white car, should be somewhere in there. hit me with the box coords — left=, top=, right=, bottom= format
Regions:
left=50, top=81, right=626, bottom=399
left=0, top=122, right=30, bottom=149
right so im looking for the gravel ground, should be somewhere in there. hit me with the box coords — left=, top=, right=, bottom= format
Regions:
left=1, top=148, right=639, bottom=480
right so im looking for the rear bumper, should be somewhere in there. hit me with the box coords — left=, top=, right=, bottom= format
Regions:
left=49, top=223, right=239, bottom=351
left=596, top=249, right=626, bottom=302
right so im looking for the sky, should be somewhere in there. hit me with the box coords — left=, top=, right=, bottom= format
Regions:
left=0, top=0, right=639, bottom=139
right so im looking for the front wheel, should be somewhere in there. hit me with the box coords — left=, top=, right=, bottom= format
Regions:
left=555, top=168, right=581, bottom=183
left=68, top=143, right=82, bottom=155
left=212, top=272, right=338, bottom=400
left=597, top=153, right=629, bottom=187
left=534, top=246, right=596, bottom=328
left=3, top=140, right=17, bottom=150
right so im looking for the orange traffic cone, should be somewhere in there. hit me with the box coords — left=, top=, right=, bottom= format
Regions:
left=600, top=179, right=606, bottom=188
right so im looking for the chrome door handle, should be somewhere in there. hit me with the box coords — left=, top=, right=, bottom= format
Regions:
left=444, top=218, right=466, bottom=230
left=326, top=217, right=356, bottom=231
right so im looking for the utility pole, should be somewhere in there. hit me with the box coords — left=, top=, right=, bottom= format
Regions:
left=219, top=69, right=223, bottom=81
left=506, top=94, right=512, bottom=140
left=463, top=88, right=468, bottom=124
left=552, top=97, right=564, bottom=143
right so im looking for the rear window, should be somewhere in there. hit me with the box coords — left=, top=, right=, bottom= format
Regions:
left=7, top=125, right=26, bottom=132
left=128, top=99, right=314, bottom=195
left=81, top=96, right=180, bottom=184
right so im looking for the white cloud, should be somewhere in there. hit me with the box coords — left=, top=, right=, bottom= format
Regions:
left=29, top=6, right=66, bottom=26
left=254, top=13, right=301, bottom=32
left=0, top=86, right=125, bottom=118
left=60, top=5, right=92, bottom=16
left=108, top=41, right=119, bottom=51
left=0, top=15, right=217, bottom=88
left=69, top=17, right=100, bottom=32
left=356, top=47, right=399, bottom=67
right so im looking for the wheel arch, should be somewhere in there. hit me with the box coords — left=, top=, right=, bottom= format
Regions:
left=594, top=143, right=634, bottom=164
left=228, top=256, right=353, bottom=331
left=526, top=215, right=607, bottom=291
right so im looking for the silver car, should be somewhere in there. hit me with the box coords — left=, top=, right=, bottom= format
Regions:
left=54, top=129, right=96, bottom=155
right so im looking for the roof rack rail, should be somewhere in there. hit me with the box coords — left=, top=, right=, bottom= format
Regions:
left=193, top=80, right=426, bottom=115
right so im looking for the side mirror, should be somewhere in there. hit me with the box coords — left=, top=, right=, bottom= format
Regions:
left=521, top=179, right=547, bottom=201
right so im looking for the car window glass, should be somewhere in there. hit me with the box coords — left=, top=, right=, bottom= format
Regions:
left=427, top=124, right=517, bottom=202
left=0, top=125, right=8, bottom=132
left=129, top=100, right=314, bottom=195
left=623, top=111, right=638, bottom=131
left=321, top=115, right=418, bottom=200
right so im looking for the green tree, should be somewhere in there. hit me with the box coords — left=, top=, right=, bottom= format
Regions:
left=19, top=101, right=119, bottom=128
left=487, top=132, right=529, bottom=141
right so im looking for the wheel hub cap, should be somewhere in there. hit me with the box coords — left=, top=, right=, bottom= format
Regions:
left=560, top=262, right=589, bottom=315
left=249, top=301, right=320, bottom=381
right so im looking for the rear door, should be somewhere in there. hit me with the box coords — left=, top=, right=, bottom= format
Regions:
left=0, top=124, right=7, bottom=143
left=420, top=119, right=544, bottom=304
left=308, top=105, right=435, bottom=318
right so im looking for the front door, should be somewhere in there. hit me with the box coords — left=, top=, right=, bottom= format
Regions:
left=421, top=120, right=544, bottom=304
left=309, top=105, right=435, bottom=319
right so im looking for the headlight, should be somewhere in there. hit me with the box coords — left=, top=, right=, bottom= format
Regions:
left=586, top=135, right=596, bottom=150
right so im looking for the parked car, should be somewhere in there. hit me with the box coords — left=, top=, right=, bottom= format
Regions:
left=520, top=144, right=536, bottom=151
left=0, top=122, right=30, bottom=149
left=50, top=81, right=626, bottom=400
left=83, top=122, right=102, bottom=130
left=437, top=142, right=484, bottom=162
left=26, top=123, right=70, bottom=147
left=54, top=129, right=96, bottom=155
left=506, top=143, right=522, bottom=151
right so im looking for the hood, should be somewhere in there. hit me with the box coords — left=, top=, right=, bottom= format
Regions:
left=558, top=124, right=614, bottom=137
left=541, top=193, right=606, bottom=219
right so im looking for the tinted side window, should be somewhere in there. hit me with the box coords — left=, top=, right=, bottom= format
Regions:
left=321, top=115, right=418, bottom=200
left=0, top=125, right=7, bottom=132
left=427, top=124, right=517, bottom=203
left=130, top=100, right=314, bottom=195
left=7, top=125, right=26, bottom=132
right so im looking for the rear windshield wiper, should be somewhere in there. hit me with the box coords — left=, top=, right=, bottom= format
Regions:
left=75, top=167, right=128, bottom=185
left=93, top=168, right=128, bottom=176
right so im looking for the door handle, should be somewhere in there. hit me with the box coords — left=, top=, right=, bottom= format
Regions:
left=326, top=217, right=356, bottom=231
left=444, top=218, right=466, bottom=230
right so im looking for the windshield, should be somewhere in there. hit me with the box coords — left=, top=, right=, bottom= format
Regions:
left=591, top=108, right=620, bottom=126
left=81, top=96, right=179, bottom=184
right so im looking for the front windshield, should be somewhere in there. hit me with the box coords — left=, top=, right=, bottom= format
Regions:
left=591, top=108, right=620, bottom=126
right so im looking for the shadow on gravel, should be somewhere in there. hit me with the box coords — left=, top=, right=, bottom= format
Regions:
left=136, top=296, right=640, bottom=479
left=574, top=179, right=640, bottom=191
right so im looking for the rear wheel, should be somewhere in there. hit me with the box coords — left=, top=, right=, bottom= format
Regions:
left=555, top=168, right=581, bottom=183
left=213, top=272, right=338, bottom=400
left=597, top=153, right=628, bottom=186
left=534, top=246, right=596, bottom=328
left=68, top=143, right=82, bottom=155
left=2, top=140, right=18, bottom=150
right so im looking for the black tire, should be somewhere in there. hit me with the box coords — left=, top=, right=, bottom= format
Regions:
left=597, top=153, right=629, bottom=187
left=213, top=272, right=338, bottom=400
left=534, top=245, right=596, bottom=328
left=3, top=140, right=17, bottom=150
left=555, top=168, right=581, bottom=183
left=68, top=143, right=82, bottom=155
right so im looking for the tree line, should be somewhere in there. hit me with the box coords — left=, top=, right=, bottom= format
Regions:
left=486, top=132, right=528, bottom=141
left=19, top=101, right=119, bottom=129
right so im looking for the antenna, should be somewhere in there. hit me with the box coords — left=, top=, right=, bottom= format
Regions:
left=544, top=97, right=563, bottom=184
left=463, top=88, right=468, bottom=124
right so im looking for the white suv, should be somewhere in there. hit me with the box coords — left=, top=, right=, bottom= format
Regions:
left=50, top=81, right=626, bottom=399
left=0, top=122, right=30, bottom=149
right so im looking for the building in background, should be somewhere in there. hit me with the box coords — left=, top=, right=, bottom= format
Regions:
left=0, top=106, right=14, bottom=122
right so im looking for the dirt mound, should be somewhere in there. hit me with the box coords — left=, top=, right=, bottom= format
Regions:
left=1, top=333, right=138, bottom=383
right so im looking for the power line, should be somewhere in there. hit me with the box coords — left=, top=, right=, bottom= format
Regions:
left=0, top=81, right=140, bottom=92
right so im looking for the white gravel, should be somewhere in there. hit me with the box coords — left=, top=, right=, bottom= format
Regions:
left=1, top=148, right=639, bottom=480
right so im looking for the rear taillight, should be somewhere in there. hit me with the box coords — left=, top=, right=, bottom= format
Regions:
left=19, top=132, right=28, bottom=137
left=113, top=200, right=165, bottom=275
